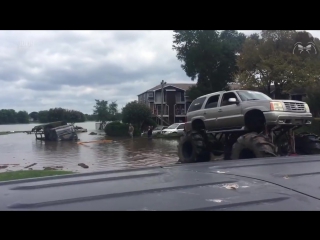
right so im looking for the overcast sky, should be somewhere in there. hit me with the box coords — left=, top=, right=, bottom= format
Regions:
left=1, top=30, right=319, bottom=114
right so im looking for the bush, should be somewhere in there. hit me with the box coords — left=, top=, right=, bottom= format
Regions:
left=105, top=121, right=141, bottom=137
left=143, top=118, right=157, bottom=127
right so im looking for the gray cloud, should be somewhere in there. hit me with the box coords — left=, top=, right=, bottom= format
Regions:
left=0, top=30, right=319, bottom=114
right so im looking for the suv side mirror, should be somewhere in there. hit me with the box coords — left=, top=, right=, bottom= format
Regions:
left=228, top=98, right=238, bottom=103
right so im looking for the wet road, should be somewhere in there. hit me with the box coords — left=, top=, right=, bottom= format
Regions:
left=0, top=122, right=180, bottom=173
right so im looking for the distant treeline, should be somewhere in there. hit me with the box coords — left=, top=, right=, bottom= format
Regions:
left=0, top=108, right=94, bottom=124
left=38, top=108, right=86, bottom=123
left=0, top=109, right=29, bottom=124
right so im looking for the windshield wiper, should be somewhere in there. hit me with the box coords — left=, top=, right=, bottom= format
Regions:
left=246, top=98, right=260, bottom=101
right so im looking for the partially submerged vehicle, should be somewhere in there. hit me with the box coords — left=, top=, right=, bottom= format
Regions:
left=141, top=126, right=167, bottom=136
left=31, top=121, right=78, bottom=141
left=73, top=125, right=87, bottom=133
left=161, top=123, right=185, bottom=137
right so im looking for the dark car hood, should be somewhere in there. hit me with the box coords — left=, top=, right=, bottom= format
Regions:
left=1, top=155, right=320, bottom=210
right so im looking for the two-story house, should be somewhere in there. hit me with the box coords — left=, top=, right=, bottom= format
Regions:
left=137, top=83, right=196, bottom=125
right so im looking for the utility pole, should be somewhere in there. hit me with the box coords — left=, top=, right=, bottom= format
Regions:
left=160, top=80, right=166, bottom=126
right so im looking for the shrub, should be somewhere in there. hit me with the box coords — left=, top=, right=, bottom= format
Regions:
left=105, top=121, right=141, bottom=137
left=144, top=118, right=157, bottom=127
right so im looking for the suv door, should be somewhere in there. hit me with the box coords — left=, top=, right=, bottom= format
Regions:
left=216, top=92, right=243, bottom=129
left=202, top=94, right=221, bottom=130
left=185, top=96, right=207, bottom=132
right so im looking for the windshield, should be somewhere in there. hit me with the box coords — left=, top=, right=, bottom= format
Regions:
left=154, top=126, right=163, bottom=130
left=236, top=90, right=272, bottom=101
left=166, top=123, right=179, bottom=129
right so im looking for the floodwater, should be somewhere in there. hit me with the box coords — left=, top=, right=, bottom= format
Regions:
left=0, top=122, right=180, bottom=173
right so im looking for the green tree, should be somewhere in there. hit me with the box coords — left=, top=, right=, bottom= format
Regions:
left=122, top=101, right=152, bottom=129
left=93, top=100, right=110, bottom=123
left=37, top=108, right=85, bottom=123
left=29, top=112, right=38, bottom=121
left=236, top=30, right=320, bottom=98
left=305, top=81, right=320, bottom=117
left=16, top=111, right=29, bottom=123
left=38, top=110, right=49, bottom=123
left=172, top=30, right=246, bottom=100
left=0, top=109, right=16, bottom=124
left=108, top=101, right=120, bottom=121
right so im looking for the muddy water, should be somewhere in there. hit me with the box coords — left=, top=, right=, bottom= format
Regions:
left=0, top=122, right=180, bottom=173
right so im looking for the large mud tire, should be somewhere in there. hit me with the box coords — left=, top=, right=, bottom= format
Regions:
left=178, top=130, right=211, bottom=163
left=295, top=132, right=320, bottom=155
left=231, top=132, right=278, bottom=160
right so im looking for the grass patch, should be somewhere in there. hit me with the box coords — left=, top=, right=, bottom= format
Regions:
left=0, top=170, right=74, bottom=182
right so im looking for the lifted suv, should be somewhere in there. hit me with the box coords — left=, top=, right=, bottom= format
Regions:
left=178, top=90, right=320, bottom=163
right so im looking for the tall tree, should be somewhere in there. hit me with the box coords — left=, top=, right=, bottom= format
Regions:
left=37, top=108, right=85, bottom=123
left=0, top=109, right=30, bottom=124
left=16, top=111, right=29, bottom=123
left=93, top=100, right=110, bottom=124
left=38, top=110, right=49, bottom=123
left=172, top=30, right=246, bottom=100
left=122, top=101, right=152, bottom=128
left=108, top=101, right=120, bottom=121
left=237, top=30, right=320, bottom=98
left=29, top=112, right=38, bottom=121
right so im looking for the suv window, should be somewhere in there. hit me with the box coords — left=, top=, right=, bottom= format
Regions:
left=205, top=94, right=220, bottom=109
left=220, top=92, right=239, bottom=107
left=188, top=97, right=206, bottom=112
left=236, top=90, right=272, bottom=101
left=177, top=124, right=185, bottom=129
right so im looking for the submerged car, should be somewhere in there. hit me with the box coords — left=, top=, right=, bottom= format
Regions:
left=141, top=126, right=167, bottom=136
left=151, top=126, right=167, bottom=135
left=161, top=123, right=185, bottom=136
left=32, top=121, right=78, bottom=141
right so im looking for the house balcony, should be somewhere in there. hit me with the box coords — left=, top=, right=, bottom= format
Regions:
left=174, top=105, right=186, bottom=117
left=151, top=105, right=169, bottom=116
left=153, top=100, right=187, bottom=104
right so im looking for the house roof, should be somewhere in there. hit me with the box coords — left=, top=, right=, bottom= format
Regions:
left=138, top=83, right=196, bottom=96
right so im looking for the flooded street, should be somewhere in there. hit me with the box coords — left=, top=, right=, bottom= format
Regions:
left=0, top=122, right=180, bottom=173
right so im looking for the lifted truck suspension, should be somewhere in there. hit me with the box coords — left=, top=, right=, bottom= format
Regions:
left=287, top=128, right=296, bottom=155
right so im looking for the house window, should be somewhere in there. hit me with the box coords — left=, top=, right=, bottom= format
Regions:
left=176, top=92, right=181, bottom=102
left=181, top=92, right=185, bottom=102
left=175, top=105, right=186, bottom=115
left=148, top=92, right=154, bottom=99
left=155, top=91, right=166, bottom=102
left=155, top=92, right=161, bottom=102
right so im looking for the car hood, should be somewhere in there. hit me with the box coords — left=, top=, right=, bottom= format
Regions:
left=3, top=155, right=320, bottom=210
